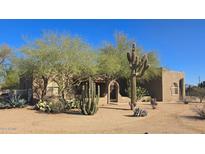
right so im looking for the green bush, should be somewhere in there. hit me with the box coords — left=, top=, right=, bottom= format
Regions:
left=49, top=101, right=65, bottom=113
left=36, top=100, right=62, bottom=113
left=128, top=86, right=149, bottom=101
left=63, top=100, right=80, bottom=111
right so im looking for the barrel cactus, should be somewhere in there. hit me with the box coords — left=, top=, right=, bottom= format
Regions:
left=80, top=77, right=100, bottom=115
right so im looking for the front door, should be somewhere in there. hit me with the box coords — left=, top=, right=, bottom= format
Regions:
left=110, top=84, right=117, bottom=102
left=107, top=80, right=120, bottom=104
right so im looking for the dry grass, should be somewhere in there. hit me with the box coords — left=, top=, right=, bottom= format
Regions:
left=0, top=99, right=204, bottom=134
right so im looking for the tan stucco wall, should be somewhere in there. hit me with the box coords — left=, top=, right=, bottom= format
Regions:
left=141, top=77, right=163, bottom=101
left=162, top=69, right=185, bottom=102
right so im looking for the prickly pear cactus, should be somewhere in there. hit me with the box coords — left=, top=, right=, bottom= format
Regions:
left=80, top=77, right=100, bottom=115
left=127, top=43, right=150, bottom=110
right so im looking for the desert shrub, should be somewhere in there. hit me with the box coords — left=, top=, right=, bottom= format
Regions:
left=193, top=105, right=205, bottom=119
left=133, top=107, right=148, bottom=117
left=128, top=86, right=149, bottom=102
left=49, top=101, right=65, bottom=113
left=35, top=99, right=80, bottom=113
left=189, top=86, right=205, bottom=103
left=60, top=98, right=80, bottom=110
left=36, top=100, right=64, bottom=113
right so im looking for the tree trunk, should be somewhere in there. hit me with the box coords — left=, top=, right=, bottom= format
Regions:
left=41, top=76, right=48, bottom=100
left=61, top=90, right=65, bottom=100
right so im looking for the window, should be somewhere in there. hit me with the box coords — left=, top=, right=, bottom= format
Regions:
left=171, top=82, right=178, bottom=95
left=47, top=87, right=59, bottom=96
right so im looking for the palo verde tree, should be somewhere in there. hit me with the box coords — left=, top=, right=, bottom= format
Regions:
left=97, top=33, right=160, bottom=80
left=0, top=66, right=19, bottom=89
left=17, top=33, right=62, bottom=100
left=0, top=44, right=11, bottom=66
left=97, top=33, right=160, bottom=100
left=0, top=44, right=11, bottom=84
left=51, top=35, right=97, bottom=100
left=16, top=32, right=97, bottom=100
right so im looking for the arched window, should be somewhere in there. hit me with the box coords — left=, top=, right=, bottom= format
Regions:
left=171, top=82, right=178, bottom=95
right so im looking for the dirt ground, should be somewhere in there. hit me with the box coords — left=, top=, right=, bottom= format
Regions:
left=0, top=99, right=204, bottom=134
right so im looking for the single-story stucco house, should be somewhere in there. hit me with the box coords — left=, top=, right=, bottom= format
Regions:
left=19, top=67, right=185, bottom=103
left=140, top=68, right=185, bottom=102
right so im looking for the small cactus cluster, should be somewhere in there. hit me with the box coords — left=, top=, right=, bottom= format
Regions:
left=133, top=107, right=148, bottom=117
left=80, top=77, right=100, bottom=115
left=127, top=43, right=150, bottom=109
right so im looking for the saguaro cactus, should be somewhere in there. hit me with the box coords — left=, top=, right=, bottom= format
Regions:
left=127, top=43, right=150, bottom=110
left=80, top=77, right=100, bottom=115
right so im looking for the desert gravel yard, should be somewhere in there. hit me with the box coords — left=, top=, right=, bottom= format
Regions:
left=0, top=101, right=204, bottom=134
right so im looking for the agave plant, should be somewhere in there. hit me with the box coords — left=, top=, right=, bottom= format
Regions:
left=0, top=99, right=12, bottom=109
left=5, top=95, right=27, bottom=108
left=0, top=92, right=27, bottom=109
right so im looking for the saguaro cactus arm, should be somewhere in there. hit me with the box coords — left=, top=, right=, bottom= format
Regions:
left=135, top=55, right=150, bottom=77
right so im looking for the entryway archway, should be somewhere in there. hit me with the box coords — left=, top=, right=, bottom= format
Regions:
left=107, top=80, right=120, bottom=104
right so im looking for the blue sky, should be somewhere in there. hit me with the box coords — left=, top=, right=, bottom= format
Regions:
left=0, top=19, right=204, bottom=85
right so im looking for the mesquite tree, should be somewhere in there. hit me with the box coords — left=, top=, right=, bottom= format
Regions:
left=127, top=43, right=150, bottom=110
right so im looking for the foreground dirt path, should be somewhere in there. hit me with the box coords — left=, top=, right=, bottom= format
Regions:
left=0, top=101, right=204, bottom=134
